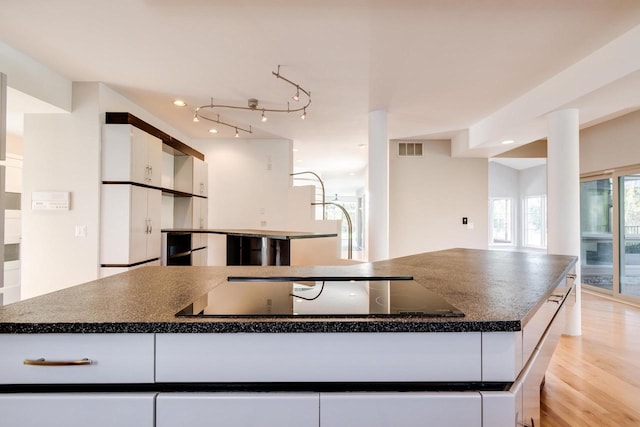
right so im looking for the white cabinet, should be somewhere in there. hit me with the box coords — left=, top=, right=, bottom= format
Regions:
left=156, top=393, right=318, bottom=427
left=155, top=333, right=481, bottom=383
left=320, top=392, right=482, bottom=427
left=193, top=156, right=208, bottom=196
left=0, top=334, right=155, bottom=384
left=0, top=393, right=155, bottom=427
left=191, top=247, right=207, bottom=266
left=102, top=124, right=162, bottom=187
left=101, top=185, right=161, bottom=265
left=193, top=196, right=208, bottom=230
left=174, top=155, right=208, bottom=196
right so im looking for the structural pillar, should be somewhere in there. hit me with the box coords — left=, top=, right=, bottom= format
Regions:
left=367, top=110, right=389, bottom=262
left=547, top=108, right=581, bottom=336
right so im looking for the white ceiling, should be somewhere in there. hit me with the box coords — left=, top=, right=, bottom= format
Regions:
left=2, top=0, right=640, bottom=193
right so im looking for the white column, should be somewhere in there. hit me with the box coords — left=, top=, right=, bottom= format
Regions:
left=367, top=110, right=389, bottom=262
left=547, top=108, right=581, bottom=336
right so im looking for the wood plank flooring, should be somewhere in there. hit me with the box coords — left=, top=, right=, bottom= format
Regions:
left=540, top=291, right=640, bottom=426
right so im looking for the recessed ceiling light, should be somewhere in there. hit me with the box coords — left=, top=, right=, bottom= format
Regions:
left=501, top=139, right=515, bottom=145
left=293, top=148, right=299, bottom=152
left=173, top=100, right=187, bottom=107
left=209, top=128, right=218, bottom=134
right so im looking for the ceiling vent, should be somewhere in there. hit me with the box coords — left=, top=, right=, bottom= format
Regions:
left=397, top=142, right=423, bottom=157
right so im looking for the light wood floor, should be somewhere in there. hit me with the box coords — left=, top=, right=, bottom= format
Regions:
left=540, top=291, right=640, bottom=426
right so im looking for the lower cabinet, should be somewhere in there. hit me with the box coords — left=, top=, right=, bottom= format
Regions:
left=320, top=392, right=482, bottom=427
left=0, top=393, right=156, bottom=427
left=155, top=392, right=481, bottom=427
left=156, top=393, right=319, bottom=427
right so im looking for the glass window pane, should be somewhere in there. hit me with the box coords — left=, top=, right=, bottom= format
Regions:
left=523, top=195, right=546, bottom=248
left=491, top=198, right=512, bottom=244
left=620, top=174, right=640, bottom=298
left=580, top=179, right=613, bottom=292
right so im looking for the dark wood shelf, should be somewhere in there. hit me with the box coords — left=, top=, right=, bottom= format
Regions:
left=106, top=112, right=205, bottom=161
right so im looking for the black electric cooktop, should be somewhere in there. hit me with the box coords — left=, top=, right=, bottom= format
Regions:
left=176, top=276, right=464, bottom=318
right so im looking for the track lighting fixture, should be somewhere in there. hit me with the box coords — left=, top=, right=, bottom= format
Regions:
left=186, top=65, right=310, bottom=136
left=235, top=128, right=239, bottom=138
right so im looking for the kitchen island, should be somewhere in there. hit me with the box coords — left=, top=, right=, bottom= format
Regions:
left=0, top=248, right=576, bottom=427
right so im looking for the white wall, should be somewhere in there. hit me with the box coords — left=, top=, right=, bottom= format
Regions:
left=190, top=138, right=293, bottom=230
left=489, top=162, right=519, bottom=199
left=520, top=164, right=546, bottom=197
left=21, top=83, right=101, bottom=299
left=580, top=109, right=640, bottom=174
left=0, top=42, right=72, bottom=112
left=389, top=140, right=488, bottom=258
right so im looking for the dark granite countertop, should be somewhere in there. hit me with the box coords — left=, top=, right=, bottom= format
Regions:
left=160, top=228, right=337, bottom=240
left=0, top=249, right=576, bottom=334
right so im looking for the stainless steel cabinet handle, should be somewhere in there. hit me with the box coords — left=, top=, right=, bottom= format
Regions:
left=24, top=358, right=93, bottom=366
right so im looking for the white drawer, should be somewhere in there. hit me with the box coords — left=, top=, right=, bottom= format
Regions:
left=0, top=393, right=156, bottom=427
left=522, top=282, right=571, bottom=365
left=156, top=332, right=482, bottom=383
left=0, top=334, right=155, bottom=384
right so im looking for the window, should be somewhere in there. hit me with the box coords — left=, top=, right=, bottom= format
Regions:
left=523, top=195, right=546, bottom=248
left=491, top=198, right=513, bottom=244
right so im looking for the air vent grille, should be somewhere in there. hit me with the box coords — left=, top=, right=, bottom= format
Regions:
left=398, top=142, right=423, bottom=157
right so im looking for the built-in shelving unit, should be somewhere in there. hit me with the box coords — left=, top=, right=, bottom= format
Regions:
left=100, top=113, right=208, bottom=276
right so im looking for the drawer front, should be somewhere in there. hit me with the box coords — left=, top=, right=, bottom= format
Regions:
left=320, top=392, right=482, bottom=427
left=156, top=332, right=482, bottom=383
left=156, top=393, right=319, bottom=427
left=0, top=393, right=156, bottom=427
left=0, top=334, right=155, bottom=384
left=522, top=281, right=572, bottom=364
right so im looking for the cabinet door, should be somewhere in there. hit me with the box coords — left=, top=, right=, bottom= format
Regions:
left=192, top=197, right=207, bottom=230
left=156, top=393, right=318, bottom=427
left=130, top=126, right=150, bottom=185
left=146, top=188, right=162, bottom=259
left=130, top=185, right=149, bottom=264
left=0, top=393, right=155, bottom=427
left=146, top=132, right=163, bottom=187
left=193, top=158, right=208, bottom=196
left=320, top=392, right=481, bottom=427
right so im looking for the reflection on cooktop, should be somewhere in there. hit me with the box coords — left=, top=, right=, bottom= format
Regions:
left=176, top=277, right=464, bottom=318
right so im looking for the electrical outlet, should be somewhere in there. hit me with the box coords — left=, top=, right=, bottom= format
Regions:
left=260, top=220, right=267, bottom=227
left=462, top=217, right=468, bottom=225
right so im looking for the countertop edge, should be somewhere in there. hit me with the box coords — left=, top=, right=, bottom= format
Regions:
left=0, top=320, right=521, bottom=334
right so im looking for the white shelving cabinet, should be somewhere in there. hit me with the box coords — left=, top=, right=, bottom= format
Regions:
left=101, top=113, right=208, bottom=270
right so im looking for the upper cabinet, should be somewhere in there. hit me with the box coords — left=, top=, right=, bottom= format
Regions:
left=102, top=124, right=163, bottom=187
left=174, top=155, right=208, bottom=197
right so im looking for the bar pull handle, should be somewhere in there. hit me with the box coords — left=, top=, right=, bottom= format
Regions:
left=23, top=358, right=93, bottom=366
